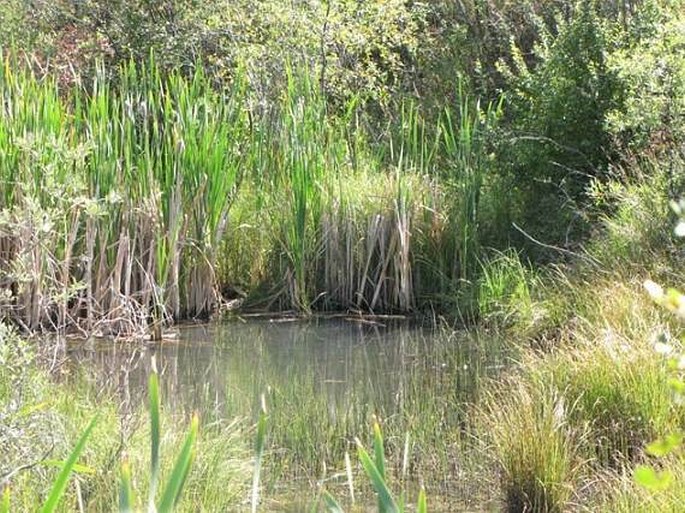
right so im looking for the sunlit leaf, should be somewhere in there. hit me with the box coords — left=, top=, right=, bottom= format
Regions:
left=157, top=414, right=198, bottom=513
left=634, top=465, right=673, bottom=491
left=1, top=487, right=9, bottom=513
left=149, top=372, right=161, bottom=507
left=417, top=488, right=427, bottom=513
left=356, top=441, right=399, bottom=513
left=119, top=459, right=134, bottom=513
left=646, top=433, right=683, bottom=457
left=41, top=460, right=95, bottom=475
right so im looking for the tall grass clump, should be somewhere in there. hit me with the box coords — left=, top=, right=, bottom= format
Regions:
left=475, top=250, right=537, bottom=328
left=439, top=87, right=502, bottom=284
left=478, top=380, right=584, bottom=513
left=254, top=68, right=331, bottom=312
left=239, top=67, right=435, bottom=313
left=540, top=334, right=676, bottom=467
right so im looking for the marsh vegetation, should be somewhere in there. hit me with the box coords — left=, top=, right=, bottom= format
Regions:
left=1, top=0, right=685, bottom=511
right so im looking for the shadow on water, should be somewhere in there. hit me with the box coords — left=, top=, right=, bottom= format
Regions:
left=66, top=318, right=510, bottom=511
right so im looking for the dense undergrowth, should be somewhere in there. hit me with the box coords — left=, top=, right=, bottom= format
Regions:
left=475, top=169, right=685, bottom=511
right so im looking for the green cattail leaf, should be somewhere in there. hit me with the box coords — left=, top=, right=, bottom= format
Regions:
left=41, top=460, right=95, bottom=475
left=1, top=486, right=9, bottom=513
left=39, top=416, right=97, bottom=513
left=356, top=440, right=399, bottom=513
left=373, top=422, right=386, bottom=480
left=417, top=488, right=427, bottom=513
left=157, top=414, right=198, bottom=513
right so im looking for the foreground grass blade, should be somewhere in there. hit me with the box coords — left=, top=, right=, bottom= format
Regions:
left=356, top=440, right=399, bottom=513
left=373, top=422, right=386, bottom=481
left=322, top=491, right=345, bottom=513
left=157, top=414, right=199, bottom=513
left=1, top=487, right=9, bottom=513
left=149, top=372, right=161, bottom=506
left=251, top=412, right=267, bottom=513
left=417, top=488, right=427, bottom=513
left=39, top=416, right=98, bottom=513
left=344, top=451, right=355, bottom=504
left=118, top=459, right=134, bottom=513
left=372, top=423, right=389, bottom=513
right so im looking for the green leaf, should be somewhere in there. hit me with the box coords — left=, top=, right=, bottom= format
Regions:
left=322, top=491, right=345, bottom=513
left=39, top=416, right=98, bottom=513
left=668, top=377, right=685, bottom=395
left=157, top=414, right=198, bottom=513
left=149, top=372, right=161, bottom=505
left=417, top=488, right=427, bottom=513
left=41, top=460, right=96, bottom=475
left=356, top=441, right=399, bottom=513
left=634, top=465, right=673, bottom=491
left=646, top=433, right=683, bottom=457
left=118, top=459, right=134, bottom=513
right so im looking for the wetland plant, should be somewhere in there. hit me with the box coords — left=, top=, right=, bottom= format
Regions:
left=478, top=381, right=583, bottom=513
left=323, top=422, right=427, bottom=513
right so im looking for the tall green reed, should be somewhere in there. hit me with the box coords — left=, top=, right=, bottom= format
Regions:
left=439, top=84, right=502, bottom=284
left=0, top=53, right=246, bottom=334
left=0, top=50, right=504, bottom=326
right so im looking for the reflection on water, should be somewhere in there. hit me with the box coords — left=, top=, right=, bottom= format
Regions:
left=67, top=318, right=507, bottom=510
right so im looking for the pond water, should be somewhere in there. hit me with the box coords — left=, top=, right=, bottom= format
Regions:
left=66, top=317, right=508, bottom=511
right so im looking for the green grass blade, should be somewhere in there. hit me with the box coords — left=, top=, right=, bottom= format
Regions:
left=39, top=416, right=97, bottom=513
left=149, top=372, right=161, bottom=505
left=251, top=412, right=267, bottom=513
left=322, top=491, right=345, bottom=513
left=119, top=459, right=135, bottom=513
left=417, top=488, right=427, bottom=513
left=157, top=414, right=199, bottom=513
left=356, top=440, right=399, bottom=513
left=373, top=422, right=386, bottom=480
left=1, top=486, right=9, bottom=513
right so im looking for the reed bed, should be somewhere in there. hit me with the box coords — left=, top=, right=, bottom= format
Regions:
left=0, top=55, right=247, bottom=335
left=219, top=83, right=502, bottom=314
left=0, top=53, right=503, bottom=334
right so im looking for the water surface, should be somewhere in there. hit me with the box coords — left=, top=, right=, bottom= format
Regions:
left=67, top=318, right=507, bottom=511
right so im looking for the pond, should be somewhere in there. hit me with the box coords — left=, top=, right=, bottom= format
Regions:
left=66, top=317, right=509, bottom=511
